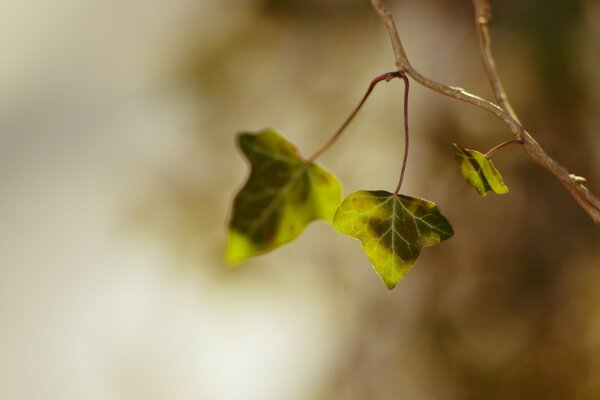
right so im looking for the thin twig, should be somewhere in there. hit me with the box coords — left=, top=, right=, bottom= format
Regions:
left=369, top=0, right=600, bottom=224
left=472, top=0, right=520, bottom=124
left=394, top=72, right=410, bottom=195
left=308, top=71, right=401, bottom=162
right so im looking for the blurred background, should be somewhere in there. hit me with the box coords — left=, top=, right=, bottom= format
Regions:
left=1, top=0, right=599, bottom=399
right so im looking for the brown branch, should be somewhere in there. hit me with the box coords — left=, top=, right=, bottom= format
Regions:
left=472, top=0, right=520, bottom=123
left=369, top=0, right=600, bottom=224
left=471, top=0, right=600, bottom=223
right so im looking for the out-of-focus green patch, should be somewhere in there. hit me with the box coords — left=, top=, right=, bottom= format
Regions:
left=226, top=128, right=342, bottom=264
left=333, top=190, right=453, bottom=289
left=452, top=143, right=509, bottom=196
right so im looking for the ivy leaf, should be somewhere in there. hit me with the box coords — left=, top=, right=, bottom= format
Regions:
left=226, top=128, right=342, bottom=264
left=452, top=143, right=509, bottom=195
left=333, top=190, right=453, bottom=289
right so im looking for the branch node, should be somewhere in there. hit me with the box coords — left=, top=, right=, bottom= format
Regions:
left=570, top=174, right=588, bottom=184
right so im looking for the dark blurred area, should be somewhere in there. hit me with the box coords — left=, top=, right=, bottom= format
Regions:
left=1, top=0, right=599, bottom=399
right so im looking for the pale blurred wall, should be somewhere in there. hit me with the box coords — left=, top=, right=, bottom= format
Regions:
left=0, top=1, right=348, bottom=399
left=1, top=0, right=599, bottom=399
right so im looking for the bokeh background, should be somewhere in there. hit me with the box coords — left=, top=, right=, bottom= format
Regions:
left=1, top=0, right=599, bottom=399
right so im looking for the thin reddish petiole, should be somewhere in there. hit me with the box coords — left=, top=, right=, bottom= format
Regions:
left=484, top=138, right=524, bottom=158
left=393, top=72, right=409, bottom=196
left=307, top=71, right=401, bottom=162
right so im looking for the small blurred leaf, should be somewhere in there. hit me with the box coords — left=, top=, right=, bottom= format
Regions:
left=452, top=143, right=509, bottom=195
left=226, top=128, right=342, bottom=264
left=333, top=190, right=453, bottom=289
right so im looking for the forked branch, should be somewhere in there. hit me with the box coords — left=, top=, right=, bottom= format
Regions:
left=369, top=0, right=600, bottom=223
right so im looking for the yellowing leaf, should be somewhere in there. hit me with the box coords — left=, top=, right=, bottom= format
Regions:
left=333, top=190, right=453, bottom=289
left=452, top=143, right=509, bottom=195
left=226, top=128, right=342, bottom=264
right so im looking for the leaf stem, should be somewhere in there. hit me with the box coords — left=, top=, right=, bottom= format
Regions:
left=394, top=72, right=409, bottom=196
left=307, top=71, right=401, bottom=162
left=484, top=138, right=524, bottom=158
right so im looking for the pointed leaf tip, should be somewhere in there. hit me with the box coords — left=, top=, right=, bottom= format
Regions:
left=226, top=128, right=342, bottom=264
left=452, top=143, right=509, bottom=196
left=333, top=190, right=453, bottom=289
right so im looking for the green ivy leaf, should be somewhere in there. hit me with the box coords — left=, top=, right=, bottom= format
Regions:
left=452, top=143, right=509, bottom=195
left=226, top=128, right=342, bottom=264
left=333, top=190, right=453, bottom=289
